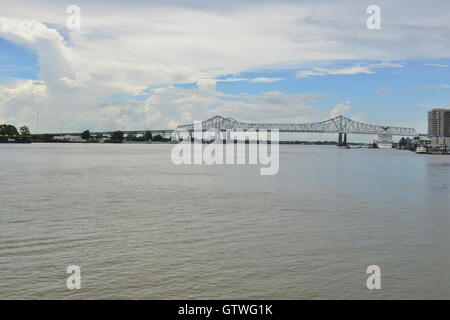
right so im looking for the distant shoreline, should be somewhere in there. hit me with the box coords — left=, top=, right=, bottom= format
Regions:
left=26, top=140, right=370, bottom=146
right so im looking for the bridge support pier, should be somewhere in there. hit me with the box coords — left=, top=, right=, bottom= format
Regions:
left=338, top=133, right=348, bottom=147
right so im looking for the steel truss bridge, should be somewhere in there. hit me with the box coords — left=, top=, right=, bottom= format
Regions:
left=176, top=115, right=418, bottom=146
left=177, top=115, right=417, bottom=135
left=45, top=115, right=418, bottom=145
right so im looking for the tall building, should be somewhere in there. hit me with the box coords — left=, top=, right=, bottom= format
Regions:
left=428, top=109, right=450, bottom=137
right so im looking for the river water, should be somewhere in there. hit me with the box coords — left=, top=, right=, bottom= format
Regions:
left=0, top=143, right=449, bottom=299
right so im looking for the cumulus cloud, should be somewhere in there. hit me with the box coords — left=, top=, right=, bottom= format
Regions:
left=0, top=81, right=326, bottom=132
left=143, top=87, right=324, bottom=126
left=0, top=17, right=74, bottom=89
left=1, top=0, right=450, bottom=131
left=330, top=101, right=351, bottom=118
left=0, top=80, right=47, bottom=131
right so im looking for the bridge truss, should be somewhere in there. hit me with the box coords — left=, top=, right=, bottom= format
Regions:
left=177, top=115, right=418, bottom=136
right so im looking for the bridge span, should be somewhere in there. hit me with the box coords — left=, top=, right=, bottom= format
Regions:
left=176, top=115, right=418, bottom=146
left=44, top=115, right=418, bottom=146
left=177, top=115, right=417, bottom=136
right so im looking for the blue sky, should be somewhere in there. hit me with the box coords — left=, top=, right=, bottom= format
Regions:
left=215, top=62, right=450, bottom=126
left=1, top=0, right=450, bottom=135
left=1, top=35, right=449, bottom=134
left=0, top=38, right=39, bottom=82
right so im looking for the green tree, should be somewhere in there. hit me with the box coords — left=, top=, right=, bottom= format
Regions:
left=81, top=130, right=91, bottom=141
left=126, top=132, right=137, bottom=141
left=143, top=131, right=152, bottom=142
left=0, top=124, right=19, bottom=136
left=19, top=126, right=31, bottom=136
left=96, top=133, right=104, bottom=141
left=152, top=134, right=163, bottom=142
left=110, top=131, right=124, bottom=142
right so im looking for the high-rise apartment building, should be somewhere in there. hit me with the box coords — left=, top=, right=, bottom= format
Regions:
left=428, top=109, right=450, bottom=137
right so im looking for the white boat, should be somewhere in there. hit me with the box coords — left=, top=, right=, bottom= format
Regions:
left=376, top=142, right=393, bottom=149
left=374, top=134, right=393, bottom=149
left=416, top=146, right=427, bottom=154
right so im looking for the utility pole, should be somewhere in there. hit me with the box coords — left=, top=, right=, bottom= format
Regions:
left=36, top=107, right=39, bottom=135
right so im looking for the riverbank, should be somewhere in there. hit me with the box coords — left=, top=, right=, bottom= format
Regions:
left=0, top=136, right=32, bottom=143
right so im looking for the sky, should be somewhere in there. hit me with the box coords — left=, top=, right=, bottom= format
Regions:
left=1, top=0, right=450, bottom=138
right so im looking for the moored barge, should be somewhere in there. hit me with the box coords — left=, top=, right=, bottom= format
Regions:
left=0, top=136, right=32, bottom=143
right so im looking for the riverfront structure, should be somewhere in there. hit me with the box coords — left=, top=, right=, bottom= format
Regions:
left=428, top=109, right=450, bottom=138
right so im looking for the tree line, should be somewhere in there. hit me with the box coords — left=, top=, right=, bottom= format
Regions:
left=0, top=124, right=168, bottom=143
left=81, top=130, right=168, bottom=143
left=0, top=124, right=30, bottom=136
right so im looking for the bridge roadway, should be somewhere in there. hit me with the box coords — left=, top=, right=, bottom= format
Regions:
left=176, top=115, right=419, bottom=147
left=177, top=115, right=418, bottom=136
left=44, top=115, right=419, bottom=145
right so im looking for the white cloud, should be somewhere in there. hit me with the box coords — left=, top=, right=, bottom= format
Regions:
left=219, top=78, right=248, bottom=82
left=197, top=79, right=217, bottom=92
left=297, top=62, right=404, bottom=78
left=370, top=62, right=404, bottom=69
left=297, top=66, right=374, bottom=78
left=146, top=88, right=324, bottom=125
left=0, top=80, right=47, bottom=127
left=1, top=0, right=450, bottom=130
left=249, top=77, right=284, bottom=83
left=419, top=84, right=450, bottom=89
left=424, top=63, right=448, bottom=68
left=196, top=78, right=248, bottom=92
left=0, top=80, right=325, bottom=132
left=330, top=101, right=351, bottom=118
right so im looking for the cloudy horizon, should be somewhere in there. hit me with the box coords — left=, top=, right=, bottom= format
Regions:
left=1, top=0, right=450, bottom=134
